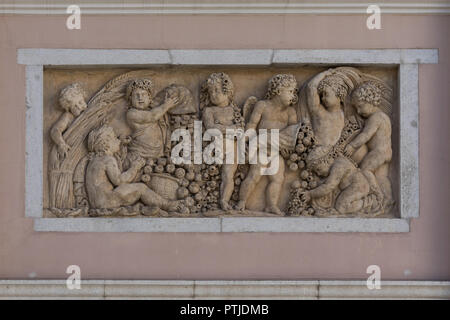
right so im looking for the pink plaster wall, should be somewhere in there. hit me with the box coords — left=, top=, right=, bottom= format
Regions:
left=0, top=14, right=449, bottom=280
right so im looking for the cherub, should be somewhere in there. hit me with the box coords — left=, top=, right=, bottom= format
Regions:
left=50, top=83, right=87, bottom=163
left=85, top=125, right=183, bottom=211
left=301, top=146, right=382, bottom=215
left=201, top=72, right=245, bottom=211
left=236, top=74, right=298, bottom=215
left=125, top=78, right=179, bottom=162
left=344, top=81, right=393, bottom=204
left=306, top=69, right=350, bottom=148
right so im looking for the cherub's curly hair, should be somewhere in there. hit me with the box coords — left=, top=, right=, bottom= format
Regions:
left=88, top=125, right=114, bottom=154
left=317, top=75, right=349, bottom=102
left=306, top=145, right=335, bottom=170
left=126, top=78, right=155, bottom=103
left=200, top=72, right=236, bottom=110
left=59, top=83, right=85, bottom=111
left=351, top=81, right=382, bottom=106
left=265, top=74, right=298, bottom=104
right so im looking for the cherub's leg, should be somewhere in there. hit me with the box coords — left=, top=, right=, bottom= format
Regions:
left=375, top=163, right=393, bottom=206
left=265, top=158, right=285, bottom=215
left=335, top=173, right=370, bottom=214
left=360, top=150, right=393, bottom=207
left=359, top=150, right=387, bottom=172
left=236, top=164, right=262, bottom=211
left=139, top=184, right=184, bottom=211
left=114, top=183, right=149, bottom=206
left=219, top=162, right=239, bottom=211
left=361, top=170, right=384, bottom=200
left=115, top=183, right=170, bottom=209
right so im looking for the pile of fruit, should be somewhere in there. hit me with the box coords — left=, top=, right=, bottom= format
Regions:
left=285, top=122, right=319, bottom=216
left=138, top=155, right=224, bottom=214
left=169, top=113, right=198, bottom=134
left=283, top=122, right=318, bottom=172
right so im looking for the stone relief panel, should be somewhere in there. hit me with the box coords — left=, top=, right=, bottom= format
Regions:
left=43, top=66, right=397, bottom=218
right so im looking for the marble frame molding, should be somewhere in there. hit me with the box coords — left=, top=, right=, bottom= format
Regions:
left=18, top=48, right=438, bottom=232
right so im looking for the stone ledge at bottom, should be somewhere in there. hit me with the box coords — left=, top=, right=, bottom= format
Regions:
left=0, top=280, right=448, bottom=299
left=33, top=217, right=410, bottom=233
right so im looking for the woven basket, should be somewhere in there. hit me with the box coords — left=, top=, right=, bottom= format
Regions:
left=148, top=173, right=180, bottom=200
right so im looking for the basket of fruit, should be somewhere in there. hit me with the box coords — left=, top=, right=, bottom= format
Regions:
left=147, top=173, right=180, bottom=201
left=139, top=157, right=182, bottom=201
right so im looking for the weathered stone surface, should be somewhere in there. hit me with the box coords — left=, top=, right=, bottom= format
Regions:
left=41, top=66, right=398, bottom=219
left=1, top=280, right=449, bottom=300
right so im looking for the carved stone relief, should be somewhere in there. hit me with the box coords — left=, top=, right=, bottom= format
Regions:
left=43, top=66, right=396, bottom=218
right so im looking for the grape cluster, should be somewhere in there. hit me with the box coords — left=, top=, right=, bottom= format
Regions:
left=287, top=179, right=316, bottom=217
left=333, top=118, right=362, bottom=154
left=284, top=122, right=318, bottom=172
left=190, top=163, right=222, bottom=213
left=230, top=166, right=247, bottom=203
left=170, top=113, right=198, bottom=134
left=232, top=105, right=245, bottom=128
left=286, top=122, right=319, bottom=216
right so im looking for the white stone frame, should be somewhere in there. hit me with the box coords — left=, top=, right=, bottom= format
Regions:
left=1, top=280, right=449, bottom=299
left=18, top=49, right=438, bottom=232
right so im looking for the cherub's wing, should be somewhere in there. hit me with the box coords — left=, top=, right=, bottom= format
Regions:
left=242, top=96, right=258, bottom=124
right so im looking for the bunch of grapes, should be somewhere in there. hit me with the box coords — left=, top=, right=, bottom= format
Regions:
left=334, top=118, right=362, bottom=154
left=284, top=122, right=318, bottom=172
left=286, top=122, right=319, bottom=216
left=232, top=105, right=245, bottom=128
left=187, top=163, right=222, bottom=214
left=287, top=177, right=317, bottom=216
left=170, top=113, right=199, bottom=135
left=230, top=165, right=247, bottom=204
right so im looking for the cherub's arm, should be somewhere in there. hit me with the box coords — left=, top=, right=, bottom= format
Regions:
left=127, top=104, right=169, bottom=124
left=127, top=94, right=179, bottom=124
left=348, top=114, right=380, bottom=149
left=306, top=70, right=332, bottom=116
left=50, top=112, right=74, bottom=156
left=105, top=156, right=144, bottom=186
left=202, top=108, right=230, bottom=134
left=245, top=101, right=265, bottom=131
left=310, top=160, right=347, bottom=198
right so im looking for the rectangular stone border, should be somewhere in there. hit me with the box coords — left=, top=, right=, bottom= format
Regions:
left=34, top=217, right=410, bottom=233
left=18, top=49, right=438, bottom=66
left=25, top=65, right=43, bottom=218
left=18, top=49, right=439, bottom=231
left=0, top=280, right=449, bottom=299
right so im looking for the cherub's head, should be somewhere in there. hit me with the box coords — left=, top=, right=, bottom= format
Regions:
left=88, top=125, right=121, bottom=155
left=59, top=83, right=87, bottom=117
left=201, top=72, right=234, bottom=108
left=265, top=74, right=298, bottom=107
left=306, top=145, right=334, bottom=177
left=351, top=82, right=381, bottom=118
left=317, top=74, right=349, bottom=109
left=126, top=79, right=155, bottom=110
